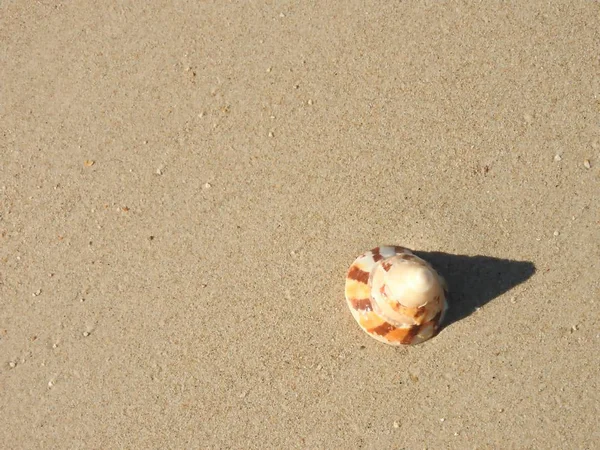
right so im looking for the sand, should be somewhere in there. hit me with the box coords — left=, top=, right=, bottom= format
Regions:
left=1, top=1, right=599, bottom=449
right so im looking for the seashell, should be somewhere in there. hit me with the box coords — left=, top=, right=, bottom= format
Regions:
left=345, top=246, right=448, bottom=345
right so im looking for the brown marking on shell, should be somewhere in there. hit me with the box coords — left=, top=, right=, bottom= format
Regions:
left=372, top=247, right=383, bottom=262
left=383, top=326, right=411, bottom=343
left=350, top=297, right=372, bottom=311
left=397, top=253, right=416, bottom=261
left=382, top=261, right=393, bottom=272
left=383, top=297, right=431, bottom=326
left=394, top=245, right=411, bottom=254
left=410, top=322, right=436, bottom=344
left=401, top=324, right=423, bottom=344
left=347, top=265, right=370, bottom=284
left=369, top=322, right=395, bottom=337
left=414, top=305, right=427, bottom=319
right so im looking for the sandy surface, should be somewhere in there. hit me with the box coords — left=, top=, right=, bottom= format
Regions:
left=1, top=1, right=599, bottom=449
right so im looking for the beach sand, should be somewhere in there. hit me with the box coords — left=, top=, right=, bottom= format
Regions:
left=1, top=2, right=599, bottom=448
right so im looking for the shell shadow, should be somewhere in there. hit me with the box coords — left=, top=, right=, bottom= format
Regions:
left=412, top=251, right=536, bottom=329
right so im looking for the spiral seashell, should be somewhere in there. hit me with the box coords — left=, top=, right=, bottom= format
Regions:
left=345, top=246, right=448, bottom=345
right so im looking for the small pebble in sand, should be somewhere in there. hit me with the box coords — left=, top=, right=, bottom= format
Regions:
left=307, top=99, right=313, bottom=105
left=48, top=380, right=54, bottom=388
left=554, top=154, right=562, bottom=162
left=156, top=167, right=163, bottom=175
left=553, top=231, right=559, bottom=236
left=52, top=343, right=58, bottom=349
left=9, top=361, right=16, bottom=368
left=268, top=131, right=274, bottom=138
left=571, top=325, right=579, bottom=333
left=203, top=182, right=212, bottom=189
left=393, top=421, right=400, bottom=428
left=266, top=67, right=272, bottom=73
left=33, top=289, right=41, bottom=297
left=83, top=331, right=90, bottom=337
left=583, top=159, right=591, bottom=169
left=84, top=160, right=95, bottom=167
left=440, top=418, right=445, bottom=423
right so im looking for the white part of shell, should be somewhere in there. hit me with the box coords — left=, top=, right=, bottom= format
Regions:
left=369, top=254, right=445, bottom=327
left=385, top=262, right=438, bottom=307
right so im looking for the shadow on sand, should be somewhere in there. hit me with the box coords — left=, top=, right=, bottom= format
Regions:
left=412, top=251, right=536, bottom=330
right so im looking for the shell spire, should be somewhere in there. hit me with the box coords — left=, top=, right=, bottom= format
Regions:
left=345, top=246, right=448, bottom=345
